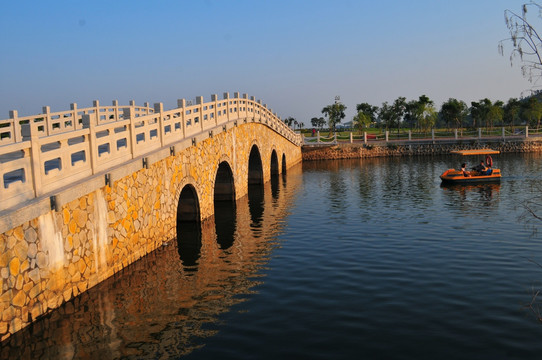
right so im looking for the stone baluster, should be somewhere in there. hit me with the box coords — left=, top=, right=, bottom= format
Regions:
left=211, top=94, right=218, bottom=126
left=224, top=92, right=230, bottom=122
left=526, top=126, right=529, bottom=138
left=196, top=96, right=204, bottom=132
left=93, top=100, right=100, bottom=124
left=82, top=114, right=98, bottom=174
left=71, top=103, right=80, bottom=130
left=154, top=102, right=165, bottom=147
left=478, top=128, right=482, bottom=139
left=364, top=131, right=367, bottom=144
left=124, top=107, right=137, bottom=159
left=42, top=106, right=52, bottom=135
left=178, top=99, right=186, bottom=138
left=21, top=118, right=42, bottom=196
left=112, top=100, right=119, bottom=121
left=9, top=110, right=22, bottom=142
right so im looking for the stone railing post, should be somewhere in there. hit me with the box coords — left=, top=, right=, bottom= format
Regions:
left=350, top=132, right=353, bottom=143
left=196, top=96, right=204, bottom=131
left=385, top=130, right=389, bottom=142
left=144, top=102, right=151, bottom=115
left=502, top=127, right=505, bottom=141
left=94, top=100, right=100, bottom=124
left=243, top=93, right=249, bottom=119
left=112, top=100, right=119, bottom=122
left=9, top=110, right=22, bottom=142
left=124, top=107, right=137, bottom=159
left=317, top=131, right=320, bottom=143
left=408, top=130, right=412, bottom=141
left=224, top=92, right=230, bottom=122
left=211, top=94, right=218, bottom=126
left=335, top=132, right=338, bottom=143
left=42, top=106, right=51, bottom=135
left=177, top=98, right=186, bottom=138
left=70, top=103, right=80, bottom=130
left=431, top=129, right=435, bottom=141
left=21, top=119, right=42, bottom=197
left=478, top=128, right=482, bottom=139
left=154, top=102, right=165, bottom=146
left=526, top=125, right=529, bottom=138
left=364, top=131, right=367, bottom=144
left=454, top=129, right=458, bottom=140
left=82, top=114, right=98, bottom=174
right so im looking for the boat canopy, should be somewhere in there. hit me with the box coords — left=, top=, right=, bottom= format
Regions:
left=450, top=149, right=500, bottom=156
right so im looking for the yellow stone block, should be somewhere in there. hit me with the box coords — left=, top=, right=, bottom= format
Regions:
left=63, top=288, right=72, bottom=302
left=20, top=260, right=29, bottom=273
left=63, top=208, right=70, bottom=225
left=15, top=275, right=23, bottom=290
left=68, top=263, right=76, bottom=276
left=0, top=252, right=8, bottom=267
left=9, top=258, right=20, bottom=277
left=68, top=219, right=77, bottom=235
left=79, top=197, right=87, bottom=210
left=13, top=227, right=24, bottom=242
left=74, top=209, right=87, bottom=228
left=11, top=290, right=26, bottom=308
left=77, top=259, right=86, bottom=274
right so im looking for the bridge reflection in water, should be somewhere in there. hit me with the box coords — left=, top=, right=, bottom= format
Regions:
left=0, top=165, right=302, bottom=360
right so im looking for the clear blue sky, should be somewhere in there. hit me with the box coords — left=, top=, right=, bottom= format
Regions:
left=0, top=0, right=534, bottom=123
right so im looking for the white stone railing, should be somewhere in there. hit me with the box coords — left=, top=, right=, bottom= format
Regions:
left=0, top=92, right=302, bottom=212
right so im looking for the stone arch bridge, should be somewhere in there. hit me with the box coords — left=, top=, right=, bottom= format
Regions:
left=0, top=92, right=302, bottom=341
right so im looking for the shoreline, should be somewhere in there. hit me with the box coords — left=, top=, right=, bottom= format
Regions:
left=301, top=138, right=542, bottom=161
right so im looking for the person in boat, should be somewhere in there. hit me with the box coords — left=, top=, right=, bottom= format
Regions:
left=482, top=163, right=493, bottom=175
left=461, top=163, right=471, bottom=177
left=472, top=160, right=487, bottom=174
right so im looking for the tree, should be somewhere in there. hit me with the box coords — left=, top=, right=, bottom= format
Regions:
left=352, top=111, right=371, bottom=134
left=378, top=102, right=394, bottom=130
left=440, top=98, right=468, bottom=130
left=504, top=98, right=522, bottom=128
left=356, top=102, right=379, bottom=124
left=487, top=101, right=504, bottom=129
left=404, top=95, right=434, bottom=131
left=522, top=96, right=542, bottom=127
left=500, top=2, right=542, bottom=84
left=321, top=101, right=347, bottom=133
left=310, top=117, right=326, bottom=129
left=419, top=106, right=437, bottom=134
left=284, top=117, right=296, bottom=127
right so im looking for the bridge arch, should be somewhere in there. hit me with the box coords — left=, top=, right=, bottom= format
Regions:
left=213, top=160, right=236, bottom=250
left=270, top=149, right=279, bottom=176
left=176, top=183, right=202, bottom=267
left=214, top=160, right=236, bottom=202
left=248, top=144, right=263, bottom=185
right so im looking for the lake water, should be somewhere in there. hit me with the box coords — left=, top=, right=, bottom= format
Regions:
left=4, top=153, right=542, bottom=359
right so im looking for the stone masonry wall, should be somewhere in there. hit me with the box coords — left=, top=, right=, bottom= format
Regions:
left=0, top=122, right=302, bottom=341
left=302, top=139, right=542, bottom=161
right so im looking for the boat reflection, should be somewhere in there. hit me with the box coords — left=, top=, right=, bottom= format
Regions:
left=440, top=182, right=501, bottom=206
